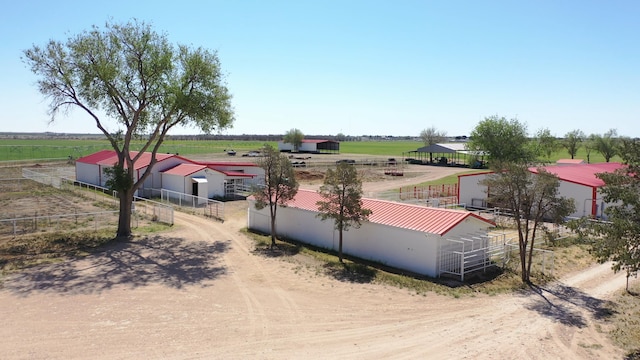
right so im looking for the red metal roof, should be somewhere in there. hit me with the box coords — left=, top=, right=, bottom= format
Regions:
left=162, top=163, right=207, bottom=176
left=285, top=189, right=494, bottom=236
left=529, top=162, right=624, bottom=187
left=77, top=150, right=177, bottom=170
left=76, top=149, right=115, bottom=164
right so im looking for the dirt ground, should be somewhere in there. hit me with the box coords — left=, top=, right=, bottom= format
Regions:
left=0, top=164, right=635, bottom=359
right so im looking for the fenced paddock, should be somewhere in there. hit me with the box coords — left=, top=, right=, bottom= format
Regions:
left=0, top=168, right=174, bottom=240
left=145, top=188, right=224, bottom=221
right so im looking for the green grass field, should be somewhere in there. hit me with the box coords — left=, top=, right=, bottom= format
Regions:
left=0, top=137, right=622, bottom=163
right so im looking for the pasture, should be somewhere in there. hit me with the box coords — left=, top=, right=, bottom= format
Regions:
left=0, top=137, right=622, bottom=163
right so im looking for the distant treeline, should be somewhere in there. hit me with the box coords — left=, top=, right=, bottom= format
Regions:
left=0, top=132, right=419, bottom=142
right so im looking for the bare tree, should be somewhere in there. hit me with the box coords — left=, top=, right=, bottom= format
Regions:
left=419, top=126, right=447, bottom=146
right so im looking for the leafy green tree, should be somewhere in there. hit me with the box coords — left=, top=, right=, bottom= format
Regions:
left=481, top=163, right=575, bottom=283
left=534, top=128, right=559, bottom=161
left=562, top=130, right=585, bottom=159
left=593, top=129, right=620, bottom=162
left=316, top=162, right=372, bottom=263
left=467, top=115, right=534, bottom=167
left=585, top=134, right=598, bottom=164
left=419, top=126, right=447, bottom=146
left=23, top=20, right=234, bottom=238
left=253, top=145, right=299, bottom=248
left=283, top=128, right=304, bottom=152
left=573, top=139, right=640, bottom=291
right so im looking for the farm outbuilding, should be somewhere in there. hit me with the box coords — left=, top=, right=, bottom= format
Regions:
left=247, top=189, right=497, bottom=280
left=404, top=143, right=485, bottom=167
left=277, top=139, right=340, bottom=153
left=457, top=162, right=625, bottom=219
left=75, top=150, right=264, bottom=199
left=75, top=150, right=185, bottom=192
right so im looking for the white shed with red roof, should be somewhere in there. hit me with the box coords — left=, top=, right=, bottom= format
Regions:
left=248, top=189, right=495, bottom=279
left=75, top=150, right=265, bottom=199
left=457, top=162, right=625, bottom=219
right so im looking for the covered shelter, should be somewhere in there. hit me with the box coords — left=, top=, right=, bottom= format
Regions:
left=248, top=189, right=497, bottom=280
left=278, top=139, right=340, bottom=153
left=404, top=143, right=485, bottom=167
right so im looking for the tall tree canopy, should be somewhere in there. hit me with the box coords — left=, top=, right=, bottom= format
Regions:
left=534, top=128, right=559, bottom=161
left=283, top=128, right=304, bottom=152
left=482, top=163, right=575, bottom=283
left=253, top=145, right=299, bottom=248
left=467, top=115, right=534, bottom=167
left=593, top=129, right=620, bottom=162
left=316, top=162, right=371, bottom=263
left=562, top=130, right=585, bottom=160
left=23, top=20, right=234, bottom=238
left=419, top=126, right=447, bottom=146
left=573, top=138, right=640, bottom=291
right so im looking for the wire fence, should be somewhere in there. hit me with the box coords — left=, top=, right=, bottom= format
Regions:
left=0, top=211, right=120, bottom=237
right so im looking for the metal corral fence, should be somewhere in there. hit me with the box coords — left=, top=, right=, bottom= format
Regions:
left=145, top=188, right=224, bottom=221
left=20, top=168, right=174, bottom=226
left=398, top=184, right=458, bottom=200
left=0, top=211, right=120, bottom=237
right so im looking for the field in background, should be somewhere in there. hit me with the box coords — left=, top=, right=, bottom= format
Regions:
left=0, top=137, right=621, bottom=163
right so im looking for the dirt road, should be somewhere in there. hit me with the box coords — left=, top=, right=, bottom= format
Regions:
left=0, top=194, right=632, bottom=359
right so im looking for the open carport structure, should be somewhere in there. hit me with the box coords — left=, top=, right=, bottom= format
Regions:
left=404, top=143, right=484, bottom=167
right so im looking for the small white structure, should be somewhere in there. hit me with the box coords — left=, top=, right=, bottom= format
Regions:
left=277, top=139, right=339, bottom=153
left=75, top=150, right=264, bottom=199
left=458, top=162, right=625, bottom=219
left=247, top=189, right=496, bottom=279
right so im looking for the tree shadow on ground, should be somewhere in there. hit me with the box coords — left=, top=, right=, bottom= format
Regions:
left=2, top=235, right=229, bottom=297
left=252, top=242, right=301, bottom=258
left=323, top=262, right=376, bottom=284
left=524, top=283, right=617, bottom=328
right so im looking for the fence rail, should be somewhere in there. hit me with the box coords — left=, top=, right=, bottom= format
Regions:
left=0, top=211, right=120, bottom=237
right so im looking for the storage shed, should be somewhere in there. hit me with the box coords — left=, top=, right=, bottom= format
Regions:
left=248, top=189, right=496, bottom=279
left=277, top=139, right=340, bottom=153
left=457, top=162, right=625, bottom=219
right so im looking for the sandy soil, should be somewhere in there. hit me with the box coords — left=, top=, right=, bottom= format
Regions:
left=0, top=166, right=634, bottom=359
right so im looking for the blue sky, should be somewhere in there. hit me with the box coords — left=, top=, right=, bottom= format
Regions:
left=1, top=0, right=639, bottom=137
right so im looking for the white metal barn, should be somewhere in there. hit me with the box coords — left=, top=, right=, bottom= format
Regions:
left=457, top=162, right=625, bottom=219
left=75, top=150, right=184, bottom=191
left=277, top=139, right=340, bottom=153
left=75, top=150, right=264, bottom=199
left=247, top=189, right=496, bottom=280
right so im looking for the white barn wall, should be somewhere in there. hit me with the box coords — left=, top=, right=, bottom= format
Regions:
left=458, top=173, right=489, bottom=208
left=76, top=162, right=100, bottom=185
left=247, top=199, right=493, bottom=278
left=205, top=171, right=227, bottom=198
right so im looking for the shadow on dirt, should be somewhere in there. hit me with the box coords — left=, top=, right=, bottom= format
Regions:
left=2, top=235, right=230, bottom=297
left=323, top=262, right=376, bottom=284
left=524, top=283, right=617, bottom=327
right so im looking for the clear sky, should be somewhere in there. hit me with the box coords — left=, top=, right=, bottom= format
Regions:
left=1, top=0, right=639, bottom=137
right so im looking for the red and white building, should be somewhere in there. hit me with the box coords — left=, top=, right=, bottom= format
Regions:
left=457, top=162, right=625, bottom=219
left=75, top=150, right=264, bottom=199
left=248, top=189, right=496, bottom=279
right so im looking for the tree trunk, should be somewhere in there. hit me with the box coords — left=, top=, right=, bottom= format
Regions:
left=338, top=229, right=343, bottom=263
left=269, top=204, right=277, bottom=248
left=117, top=188, right=134, bottom=239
